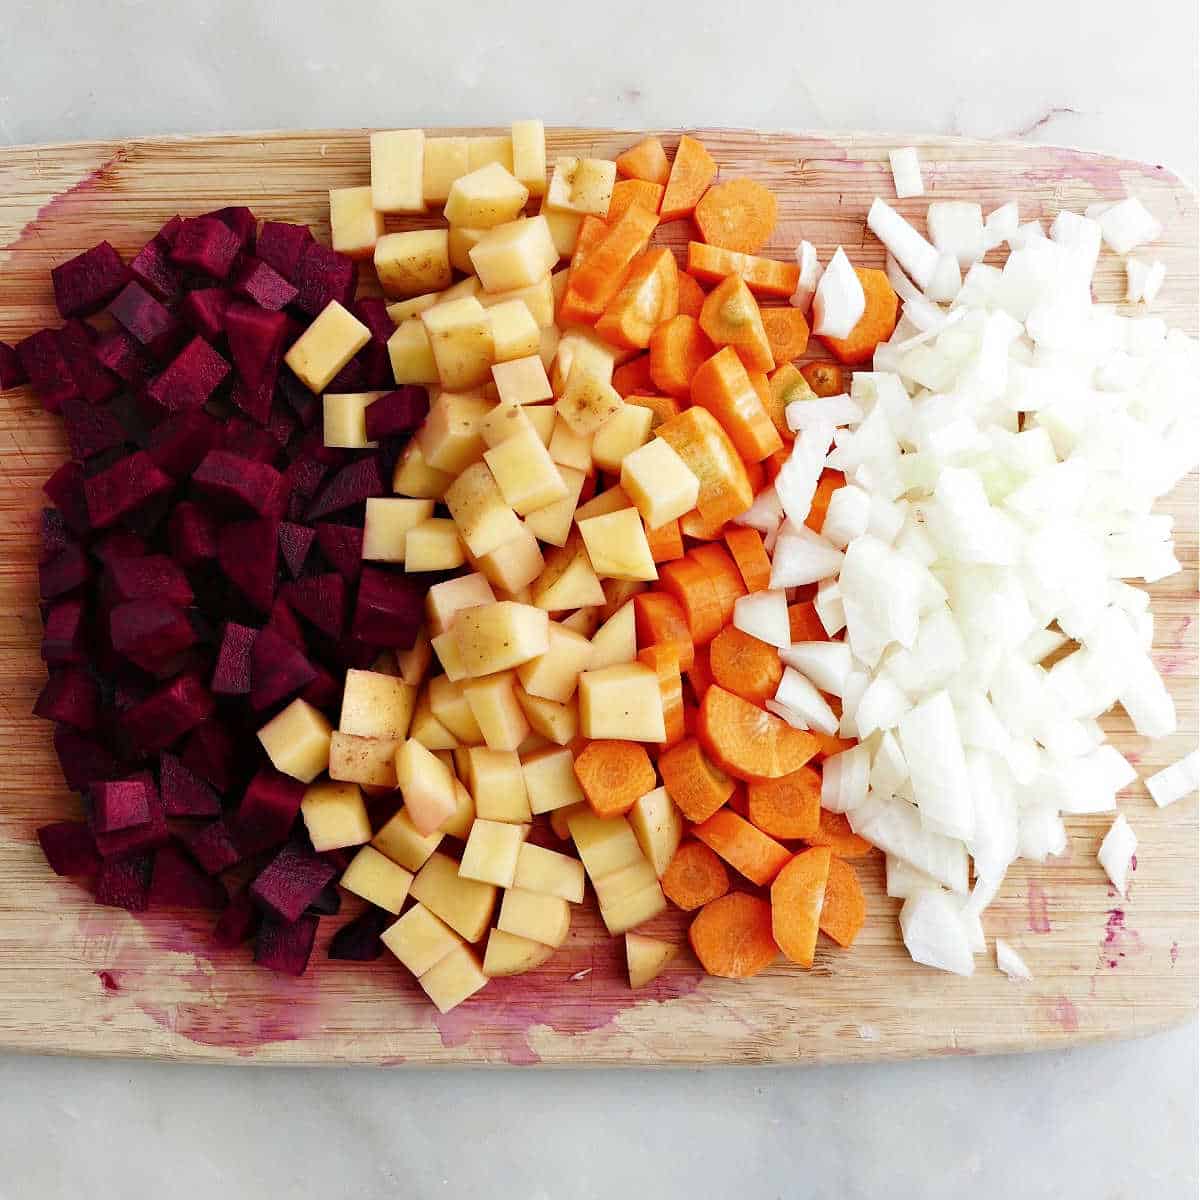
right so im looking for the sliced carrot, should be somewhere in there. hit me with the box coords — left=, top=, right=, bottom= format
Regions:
left=637, top=644, right=685, bottom=748
left=658, top=736, right=734, bottom=822
left=612, top=354, right=654, bottom=398
left=557, top=215, right=611, bottom=325
left=762, top=445, right=790, bottom=485
left=724, top=527, right=771, bottom=592
left=692, top=808, right=792, bottom=886
left=689, top=892, right=778, bottom=979
left=693, top=178, right=777, bottom=255
left=804, top=468, right=846, bottom=534
left=676, top=271, right=707, bottom=318
left=688, top=544, right=746, bottom=624
left=799, top=361, right=849, bottom=398
left=656, top=406, right=754, bottom=525
left=687, top=242, right=799, bottom=299
left=760, top=306, right=811, bottom=362
left=607, top=179, right=665, bottom=224
left=624, top=392, right=682, bottom=429
left=661, top=840, right=729, bottom=911
left=770, top=846, right=830, bottom=967
left=660, top=135, right=718, bottom=223
left=658, top=556, right=722, bottom=645
left=698, top=275, right=774, bottom=373
left=743, top=455, right=766, bottom=496
left=820, top=855, right=866, bottom=948
left=747, top=767, right=821, bottom=840
left=644, top=515, right=685, bottom=564
left=648, top=314, right=714, bottom=400
left=573, top=739, right=656, bottom=818
left=689, top=346, right=782, bottom=463
left=727, top=785, right=750, bottom=819
left=709, top=625, right=783, bottom=704
left=634, top=591, right=695, bottom=670
left=698, top=685, right=820, bottom=781
left=682, top=701, right=699, bottom=737
left=806, top=809, right=873, bottom=858
left=679, top=507, right=729, bottom=541
left=686, top=642, right=712, bottom=704
left=810, top=730, right=855, bottom=761
left=616, top=136, right=671, bottom=186
left=766, top=362, right=815, bottom=440
left=595, top=246, right=679, bottom=350
left=570, top=204, right=660, bottom=310
left=818, top=267, right=900, bottom=366
left=787, top=601, right=828, bottom=644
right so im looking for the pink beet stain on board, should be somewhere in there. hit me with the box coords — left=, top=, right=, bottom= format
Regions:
left=1169, top=941, right=1179, bottom=965
left=1027, top=883, right=1051, bottom=933
left=2, top=152, right=126, bottom=259
left=1098, top=908, right=1145, bottom=971
left=96, top=969, right=121, bottom=993
left=1048, top=995, right=1080, bottom=1033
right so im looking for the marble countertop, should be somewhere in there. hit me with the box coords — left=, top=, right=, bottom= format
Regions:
left=1, top=1, right=1196, bottom=1197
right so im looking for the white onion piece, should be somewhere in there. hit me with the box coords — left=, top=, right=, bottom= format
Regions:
left=1146, top=751, right=1199, bottom=808
left=995, top=938, right=1033, bottom=981
left=775, top=423, right=834, bottom=526
left=885, top=855, right=936, bottom=899
left=732, top=589, right=790, bottom=648
left=785, top=393, right=862, bottom=432
left=872, top=730, right=910, bottom=797
left=812, top=247, right=866, bottom=338
left=733, top=485, right=784, bottom=536
left=764, top=698, right=809, bottom=730
left=924, top=253, right=963, bottom=303
left=779, top=641, right=852, bottom=697
left=898, top=690, right=974, bottom=840
left=854, top=675, right=910, bottom=738
left=888, top=146, right=924, bottom=198
left=1098, top=196, right=1162, bottom=253
left=1008, top=219, right=1045, bottom=249
left=900, top=890, right=976, bottom=976
left=856, top=795, right=970, bottom=893
left=885, top=255, right=947, bottom=333
left=868, top=197, right=939, bottom=288
left=821, top=745, right=870, bottom=813
left=1125, top=257, right=1166, bottom=304
left=814, top=576, right=846, bottom=636
left=985, top=201, right=1020, bottom=246
left=820, top=483, right=871, bottom=549
left=790, top=240, right=822, bottom=313
left=927, top=201, right=986, bottom=268
left=1098, top=813, right=1137, bottom=896
left=775, top=667, right=838, bottom=736
left=770, top=524, right=843, bottom=588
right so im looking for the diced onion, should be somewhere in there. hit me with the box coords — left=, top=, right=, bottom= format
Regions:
left=900, top=889, right=976, bottom=976
left=732, top=589, right=790, bottom=648
left=812, top=247, right=866, bottom=338
left=995, top=938, right=1033, bottom=981
left=868, top=197, right=939, bottom=288
left=1146, top=751, right=1199, bottom=808
left=888, top=146, right=924, bottom=199
left=1097, top=813, right=1137, bottom=896
left=790, top=240, right=822, bottom=313
left=1097, top=196, right=1162, bottom=254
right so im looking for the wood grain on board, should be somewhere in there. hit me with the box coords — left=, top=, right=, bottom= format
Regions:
left=0, top=129, right=1194, bottom=1066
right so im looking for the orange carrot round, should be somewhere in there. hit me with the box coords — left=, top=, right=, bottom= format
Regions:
left=612, top=355, right=655, bottom=398
left=624, top=392, right=682, bottom=429
left=688, top=544, right=747, bottom=625
left=686, top=642, right=712, bottom=704
left=805, top=809, right=874, bottom=858
left=799, top=361, right=849, bottom=397
left=634, top=591, right=695, bottom=670
left=699, top=276, right=775, bottom=373
left=787, top=601, right=828, bottom=644
left=804, top=468, right=846, bottom=534
left=658, top=556, right=723, bottom=645
left=637, top=644, right=686, bottom=748
left=698, top=685, right=820, bottom=781
left=694, top=178, right=778, bottom=254
left=747, top=767, right=821, bottom=840
left=616, top=136, right=671, bottom=185
left=724, top=527, right=772, bottom=593
left=657, top=405, right=754, bottom=525
left=573, top=739, right=656, bottom=817
left=692, top=808, right=792, bottom=886
left=607, top=179, right=665, bottom=224
left=709, top=625, right=784, bottom=704
left=679, top=507, right=729, bottom=542
left=649, top=314, right=714, bottom=400
left=810, top=730, right=856, bottom=761
left=662, top=840, right=729, bottom=911
left=658, top=736, right=734, bottom=822
left=689, top=346, right=782, bottom=463
left=644, top=515, right=685, bottom=564
left=676, top=271, right=707, bottom=318
left=595, top=246, right=679, bottom=351
left=689, top=892, right=779, bottom=979
left=770, top=846, right=831, bottom=967
left=661, top=135, right=718, bottom=223
left=818, top=267, right=900, bottom=366
left=760, top=306, right=811, bottom=362
left=819, top=855, right=867, bottom=948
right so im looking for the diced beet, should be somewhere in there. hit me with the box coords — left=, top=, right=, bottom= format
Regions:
left=121, top=672, right=215, bottom=754
left=235, top=769, right=304, bottom=856
left=84, top=450, right=173, bottom=528
left=221, top=417, right=280, bottom=463
left=91, top=775, right=153, bottom=833
left=58, top=321, right=120, bottom=405
left=60, top=396, right=126, bottom=461
left=0, top=341, right=27, bottom=390
left=52, top=241, right=129, bottom=318
left=352, top=298, right=395, bottom=343
left=40, top=508, right=71, bottom=563
left=226, top=302, right=288, bottom=425
left=278, top=522, right=315, bottom=579
left=301, top=663, right=342, bottom=713
left=233, top=257, right=299, bottom=311
left=283, top=573, right=346, bottom=639
left=277, top=367, right=321, bottom=428
left=217, top=517, right=279, bottom=612
left=180, top=287, right=231, bottom=341
left=160, top=751, right=222, bottom=817
left=328, top=907, right=389, bottom=961
left=129, top=235, right=183, bottom=304
left=157, top=215, right=183, bottom=245
left=105, top=553, right=193, bottom=607
left=307, top=879, right=342, bottom=916
left=145, top=337, right=230, bottom=413
left=251, top=841, right=336, bottom=923
left=208, top=205, right=257, bottom=253
left=170, top=215, right=242, bottom=280
left=295, top=242, right=356, bottom=316
left=314, top=523, right=363, bottom=583
left=250, top=626, right=317, bottom=710
left=194, top=451, right=287, bottom=518
left=168, top=501, right=219, bottom=567
left=295, top=424, right=349, bottom=468
left=39, top=541, right=90, bottom=600
left=364, top=387, right=429, bottom=441
left=211, top=621, right=257, bottom=695
left=352, top=567, right=424, bottom=649
left=181, top=720, right=237, bottom=792
left=92, top=772, right=169, bottom=857
left=213, top=886, right=261, bottom=946
left=44, top=460, right=90, bottom=534
left=181, top=817, right=243, bottom=875
left=110, top=600, right=196, bottom=674
left=265, top=594, right=307, bottom=648
left=267, top=404, right=297, bottom=448
left=255, top=912, right=319, bottom=976
left=150, top=843, right=227, bottom=908
left=42, top=598, right=87, bottom=664
left=38, top=820, right=101, bottom=876
left=54, top=725, right=120, bottom=792
left=110, top=282, right=184, bottom=359
left=34, top=667, right=100, bottom=730
left=305, top=456, right=384, bottom=522
left=285, top=456, right=329, bottom=507
left=95, top=851, right=154, bottom=912
left=92, top=530, right=147, bottom=565
left=93, top=328, right=149, bottom=386
left=17, top=329, right=81, bottom=413
left=256, top=221, right=313, bottom=283
left=327, top=355, right=367, bottom=393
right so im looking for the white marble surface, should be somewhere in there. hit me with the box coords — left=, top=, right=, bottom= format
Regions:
left=1, top=2, right=1197, bottom=1197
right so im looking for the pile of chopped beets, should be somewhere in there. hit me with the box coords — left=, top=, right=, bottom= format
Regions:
left=3, top=207, right=431, bottom=976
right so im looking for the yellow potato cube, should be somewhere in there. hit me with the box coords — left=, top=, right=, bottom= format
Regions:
left=522, top=746, right=586, bottom=814
left=601, top=881, right=667, bottom=935
left=547, top=417, right=594, bottom=472
left=370, top=129, right=425, bottom=214
left=462, top=671, right=530, bottom=752
left=387, top=318, right=441, bottom=386
left=340, top=845, right=414, bottom=914
left=479, top=275, right=556, bottom=328
left=395, top=738, right=459, bottom=835
left=626, top=932, right=677, bottom=988
left=549, top=801, right=585, bottom=840
left=471, top=526, right=545, bottom=593
left=514, top=687, right=579, bottom=746
left=459, top=819, right=530, bottom=888
left=559, top=607, right=602, bottom=637
left=431, top=629, right=467, bottom=681
left=448, top=225, right=487, bottom=274
left=423, top=135, right=470, bottom=204
left=589, top=599, right=637, bottom=670
left=591, top=403, right=653, bottom=473
left=453, top=602, right=551, bottom=676
left=323, top=391, right=385, bottom=449
left=405, top=518, right=466, bottom=573
left=411, top=851, right=498, bottom=943
left=498, top=888, right=571, bottom=947
left=484, top=429, right=566, bottom=515
left=444, top=462, right=524, bottom=558
left=600, top=579, right=647, bottom=622
left=419, top=943, right=489, bottom=1012
left=514, top=842, right=585, bottom=903
left=483, top=928, right=555, bottom=977
left=466, top=747, right=531, bottom=823
left=441, top=779, right=477, bottom=839
left=396, top=629, right=433, bottom=687
left=258, top=699, right=332, bottom=783
left=479, top=400, right=535, bottom=449
left=578, top=662, right=666, bottom=742
left=382, top=902, right=463, bottom=976
left=444, top=162, right=530, bottom=229
left=362, top=497, right=435, bottom=563
left=411, top=686, right=460, bottom=750
left=387, top=291, right=441, bottom=324
left=372, top=807, right=444, bottom=873
left=301, top=780, right=371, bottom=852
left=328, top=185, right=385, bottom=261
left=532, top=532, right=606, bottom=611
left=393, top=439, right=454, bottom=499
left=524, top=466, right=586, bottom=548
left=470, top=217, right=558, bottom=294
left=491, top=356, right=553, bottom=408
left=620, top=436, right=700, bottom=530
left=566, top=808, right=644, bottom=879
left=285, top=301, right=371, bottom=394
left=375, top=229, right=452, bottom=298
left=415, top=391, right=492, bottom=474
left=516, top=621, right=592, bottom=702
left=628, top=786, right=683, bottom=878
left=328, top=731, right=398, bottom=789
left=467, top=135, right=514, bottom=173
left=486, top=300, right=542, bottom=363
left=552, top=328, right=617, bottom=390
left=539, top=199, right=583, bottom=257
left=578, top=508, right=658, bottom=582
left=511, top=120, right=547, bottom=196
left=538, top=324, right=561, bottom=371
left=525, top=405, right=557, bottom=445
left=593, top=857, right=659, bottom=909
left=557, top=360, right=623, bottom=437
left=546, top=156, right=617, bottom=216
left=425, top=572, right=497, bottom=637
left=442, top=276, right=484, bottom=304
left=574, top=486, right=632, bottom=525
left=340, top=669, right=416, bottom=740
left=421, top=296, right=495, bottom=391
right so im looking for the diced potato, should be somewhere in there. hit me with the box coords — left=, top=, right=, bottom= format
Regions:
left=514, top=842, right=585, bottom=903
left=578, top=662, right=666, bottom=742
left=516, top=621, right=592, bottom=702
left=466, top=135, right=514, bottom=173
left=405, top=518, right=466, bottom=573
left=453, top=602, right=551, bottom=676
left=323, top=391, right=384, bottom=449
left=395, top=738, right=459, bottom=834
left=285, top=301, right=371, bottom=394
left=552, top=329, right=617, bottom=394
left=574, top=486, right=631, bottom=525
left=550, top=801, right=585, bottom=840
left=479, top=400, right=534, bottom=449
left=539, top=199, right=583, bottom=257
left=486, top=299, right=542, bottom=363
left=566, top=808, right=643, bottom=879
left=421, top=296, right=495, bottom=390
left=483, top=927, right=555, bottom=977
left=539, top=324, right=561, bottom=372
left=301, top=780, right=371, bottom=851
left=522, top=745, right=586, bottom=814
left=362, top=497, right=435, bottom=563
left=382, top=902, right=463, bottom=976
left=510, top=120, right=547, bottom=196
left=387, top=318, right=441, bottom=386
left=532, top=532, right=606, bottom=611
left=427, top=675, right=484, bottom=744
left=514, top=687, right=579, bottom=745
left=557, top=360, right=623, bottom=437
left=416, top=391, right=492, bottom=475
left=460, top=818, right=530, bottom=888
left=329, top=731, right=399, bottom=789
left=484, top=429, right=566, bottom=515
left=600, top=578, right=647, bottom=621
left=444, top=462, right=524, bottom=558
left=423, top=135, right=470, bottom=204
left=258, top=699, right=332, bottom=783
left=593, top=857, right=659, bottom=909
left=426, top=572, right=497, bottom=636
left=419, top=943, right=489, bottom=1012
left=578, top=508, right=657, bottom=582
left=626, top=932, right=677, bottom=988
left=341, top=845, right=414, bottom=914
left=548, top=417, right=594, bottom=472
left=559, top=607, right=602, bottom=637
left=444, top=162, right=530, bottom=229
left=370, top=129, right=425, bottom=214
left=431, top=629, right=468, bottom=681
left=479, top=275, right=556, bottom=328
left=337, top=670, right=417, bottom=743
left=411, top=686, right=460, bottom=750
left=491, top=355, right=553, bottom=407
left=448, top=225, right=488, bottom=274
left=498, top=888, right=571, bottom=947
left=396, top=629, right=433, bottom=687
left=620, top=437, right=701, bottom=530
left=525, top=405, right=556, bottom=445
left=466, top=747, right=531, bottom=823
left=329, top=186, right=385, bottom=260
left=524, top=466, right=586, bottom=548
left=387, top=291, right=441, bottom=324
left=518, top=732, right=552, bottom=757
left=591, top=403, right=653, bottom=472
left=628, top=787, right=683, bottom=877
left=589, top=600, right=636, bottom=669
left=391, top=444, right=452, bottom=504
left=462, top=671, right=530, bottom=752
left=375, top=229, right=452, bottom=298
left=372, top=807, right=444, bottom=872
left=411, top=851, right=498, bottom=942
left=470, top=216, right=558, bottom=293
left=546, top=156, right=617, bottom=216
left=601, top=881, right=667, bottom=935
left=471, top=525, right=545, bottom=593
left=441, top=779, right=477, bottom=839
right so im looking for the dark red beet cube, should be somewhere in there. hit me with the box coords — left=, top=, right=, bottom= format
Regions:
left=285, top=457, right=329, bottom=507
left=307, top=879, right=342, bottom=916
left=121, top=672, right=215, bottom=754
left=284, top=573, right=346, bottom=639
left=213, top=886, right=261, bottom=946
left=327, top=356, right=367, bottom=393
left=181, top=720, right=237, bottom=792
left=250, top=626, right=317, bottom=710
left=277, top=367, right=321, bottom=428
left=295, top=424, right=349, bottom=468
left=257, top=221, right=313, bottom=283
left=170, top=215, right=242, bottom=280
left=160, top=751, right=222, bottom=817
left=0, top=340, right=27, bottom=390
left=42, top=598, right=87, bottom=664
left=352, top=566, right=424, bottom=648
left=105, top=553, right=193, bottom=607
left=54, top=725, right=120, bottom=792
left=110, top=281, right=184, bottom=359
left=265, top=594, right=306, bottom=648
left=364, top=387, right=429, bottom=441
left=60, top=396, right=126, bottom=461
left=93, top=328, right=149, bottom=386
left=212, top=621, right=258, bottom=695
left=129, top=235, right=183, bottom=304
left=329, top=908, right=389, bottom=961
left=233, top=257, right=299, bottom=312
left=217, top=517, right=279, bottom=612
left=251, top=842, right=335, bottom=923
left=255, top=912, right=319, bottom=976
left=145, top=337, right=230, bottom=413
left=91, top=775, right=153, bottom=834
left=92, top=530, right=147, bottom=565
left=150, top=844, right=227, bottom=908
left=92, top=773, right=169, bottom=857
left=235, top=769, right=304, bottom=856
left=168, top=501, right=219, bottom=567
left=296, top=242, right=356, bottom=316
left=58, top=321, right=120, bottom=405
left=17, top=329, right=81, bottom=413
left=84, top=450, right=173, bottom=528
left=267, top=404, right=297, bottom=448
left=180, top=287, right=231, bottom=341
left=39, top=508, right=71, bottom=563
left=194, top=451, right=288, bottom=517
left=52, top=241, right=129, bottom=318
left=353, top=298, right=395, bottom=343
left=110, top=600, right=197, bottom=674
left=34, top=667, right=100, bottom=730
left=305, top=456, right=384, bottom=522
left=221, top=416, right=280, bottom=462
left=43, top=460, right=90, bottom=534
left=39, top=542, right=90, bottom=600
left=315, top=523, right=363, bottom=582
left=301, top=664, right=342, bottom=713
left=157, top=215, right=183, bottom=245
left=38, top=820, right=101, bottom=876
left=208, top=205, right=257, bottom=252
left=95, top=851, right=154, bottom=911
left=278, top=522, right=315, bottom=579
left=226, top=302, right=288, bottom=424
left=181, top=818, right=243, bottom=875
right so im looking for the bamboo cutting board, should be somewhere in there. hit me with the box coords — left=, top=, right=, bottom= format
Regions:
left=0, top=129, right=1194, bottom=1067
